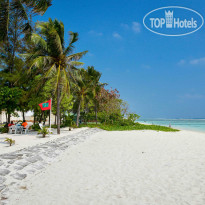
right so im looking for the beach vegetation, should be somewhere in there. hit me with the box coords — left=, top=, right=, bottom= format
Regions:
left=79, top=123, right=179, bottom=132
left=0, top=2, right=178, bottom=133
left=22, top=19, right=87, bottom=134
left=4, top=137, right=15, bottom=146
left=38, top=127, right=50, bottom=137
left=0, top=127, right=9, bottom=133
left=31, top=124, right=41, bottom=131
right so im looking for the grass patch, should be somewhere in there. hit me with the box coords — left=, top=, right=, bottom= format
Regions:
left=79, top=123, right=179, bottom=132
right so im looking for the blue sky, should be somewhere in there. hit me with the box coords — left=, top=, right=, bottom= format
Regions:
left=35, top=0, right=205, bottom=119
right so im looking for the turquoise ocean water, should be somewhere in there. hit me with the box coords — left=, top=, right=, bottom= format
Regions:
left=137, top=119, right=205, bottom=133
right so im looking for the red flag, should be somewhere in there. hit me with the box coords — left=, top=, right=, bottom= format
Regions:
left=39, top=99, right=51, bottom=111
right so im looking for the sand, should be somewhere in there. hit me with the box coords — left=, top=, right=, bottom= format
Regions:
left=0, top=127, right=87, bottom=155
left=3, top=129, right=205, bottom=205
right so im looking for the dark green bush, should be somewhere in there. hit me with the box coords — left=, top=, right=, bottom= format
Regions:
left=31, top=124, right=40, bottom=131
left=38, top=127, right=50, bottom=137
left=0, top=127, right=8, bottom=133
left=63, top=115, right=75, bottom=126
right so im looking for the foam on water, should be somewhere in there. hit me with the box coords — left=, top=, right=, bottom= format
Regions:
left=138, top=119, right=205, bottom=133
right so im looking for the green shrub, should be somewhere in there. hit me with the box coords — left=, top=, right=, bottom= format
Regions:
left=127, top=113, right=140, bottom=123
left=72, top=123, right=78, bottom=128
left=79, top=122, right=179, bottom=132
left=31, top=124, right=40, bottom=131
left=38, top=127, right=50, bottom=138
left=51, top=124, right=66, bottom=128
left=5, top=138, right=15, bottom=146
left=63, top=115, right=75, bottom=126
left=51, top=124, right=57, bottom=128
left=0, top=127, right=8, bottom=133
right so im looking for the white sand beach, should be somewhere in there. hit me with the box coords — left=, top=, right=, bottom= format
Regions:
left=2, top=129, right=205, bottom=205
left=0, top=127, right=88, bottom=155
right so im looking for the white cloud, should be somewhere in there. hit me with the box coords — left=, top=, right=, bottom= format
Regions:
left=120, top=22, right=141, bottom=34
left=121, top=23, right=129, bottom=30
left=141, top=64, right=151, bottom=69
left=132, top=22, right=141, bottom=33
left=88, top=30, right=103, bottom=36
left=180, top=94, right=204, bottom=100
left=190, top=57, right=205, bottom=65
left=113, top=32, right=122, bottom=39
left=177, top=59, right=186, bottom=66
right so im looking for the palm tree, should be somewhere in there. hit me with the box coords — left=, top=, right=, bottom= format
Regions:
left=72, top=68, right=95, bottom=127
left=0, top=0, right=52, bottom=42
left=23, top=18, right=87, bottom=134
left=87, top=66, right=106, bottom=124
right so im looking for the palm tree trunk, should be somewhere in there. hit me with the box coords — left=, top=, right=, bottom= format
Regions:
left=34, top=111, right=36, bottom=125
left=85, top=103, right=88, bottom=125
left=95, top=102, right=98, bottom=124
left=76, top=100, right=81, bottom=127
left=39, top=111, right=43, bottom=122
left=6, top=112, right=8, bottom=122
left=8, top=112, right=11, bottom=123
left=22, top=111, right=25, bottom=121
left=57, top=83, right=61, bottom=134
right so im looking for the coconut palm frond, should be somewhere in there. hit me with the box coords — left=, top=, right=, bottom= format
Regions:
left=11, top=0, right=29, bottom=22
left=64, top=32, right=79, bottom=55
left=44, top=63, right=56, bottom=78
left=69, top=61, right=84, bottom=67
left=31, top=33, right=48, bottom=51
left=53, top=19, right=64, bottom=47
left=66, top=50, right=88, bottom=62
left=28, top=56, right=46, bottom=71
left=21, top=0, right=52, bottom=15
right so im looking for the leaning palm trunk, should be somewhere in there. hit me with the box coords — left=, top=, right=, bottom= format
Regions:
left=57, top=83, right=61, bottom=134
left=22, top=111, right=25, bottom=121
left=95, top=102, right=98, bottom=124
left=7, top=112, right=11, bottom=123
left=84, top=103, right=88, bottom=125
left=76, top=100, right=81, bottom=127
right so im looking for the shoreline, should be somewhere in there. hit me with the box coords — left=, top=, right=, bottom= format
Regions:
left=138, top=121, right=205, bottom=134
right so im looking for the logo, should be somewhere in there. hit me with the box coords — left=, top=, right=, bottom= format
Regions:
left=165, top=11, right=173, bottom=28
left=143, top=6, right=204, bottom=36
left=42, top=103, right=49, bottom=108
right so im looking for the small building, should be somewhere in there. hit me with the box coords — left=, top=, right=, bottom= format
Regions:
left=0, top=110, right=55, bottom=125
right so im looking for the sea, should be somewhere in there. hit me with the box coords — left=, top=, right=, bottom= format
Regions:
left=137, top=119, right=205, bottom=133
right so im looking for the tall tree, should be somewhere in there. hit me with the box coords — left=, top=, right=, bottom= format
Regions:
left=0, top=11, right=29, bottom=120
left=72, top=68, right=95, bottom=126
left=0, top=86, right=22, bottom=122
left=0, top=0, right=51, bottom=121
left=86, top=66, right=105, bottom=124
left=0, top=0, right=52, bottom=42
left=23, top=18, right=87, bottom=134
left=96, top=87, right=121, bottom=123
